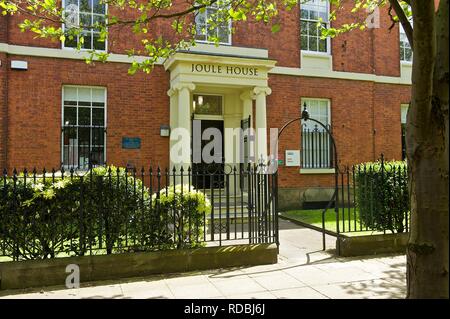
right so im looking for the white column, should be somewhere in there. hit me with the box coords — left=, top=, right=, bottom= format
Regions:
left=167, top=88, right=178, bottom=169
left=240, top=90, right=253, bottom=120
left=253, top=86, right=271, bottom=164
left=170, top=82, right=195, bottom=171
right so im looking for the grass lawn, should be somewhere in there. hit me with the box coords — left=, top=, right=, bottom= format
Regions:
left=280, top=209, right=387, bottom=236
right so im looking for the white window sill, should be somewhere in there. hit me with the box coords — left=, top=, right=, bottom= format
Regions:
left=62, top=46, right=108, bottom=54
left=301, top=50, right=331, bottom=58
left=195, top=40, right=232, bottom=46
left=301, top=51, right=332, bottom=71
left=300, top=168, right=335, bottom=174
left=187, top=43, right=269, bottom=59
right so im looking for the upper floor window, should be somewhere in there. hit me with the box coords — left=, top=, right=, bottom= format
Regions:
left=63, top=0, right=107, bottom=51
left=300, top=0, right=330, bottom=54
left=399, top=23, right=412, bottom=62
left=301, top=98, right=332, bottom=169
left=195, top=1, right=232, bottom=45
left=62, top=86, right=107, bottom=169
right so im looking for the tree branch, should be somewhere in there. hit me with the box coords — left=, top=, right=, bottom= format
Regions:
left=109, top=0, right=220, bottom=26
left=388, top=0, right=413, bottom=47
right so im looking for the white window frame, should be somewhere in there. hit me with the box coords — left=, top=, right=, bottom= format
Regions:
left=300, top=0, right=331, bottom=55
left=194, top=2, right=232, bottom=46
left=399, top=23, right=412, bottom=63
left=62, top=0, right=108, bottom=52
left=300, top=98, right=332, bottom=169
left=61, top=85, right=107, bottom=170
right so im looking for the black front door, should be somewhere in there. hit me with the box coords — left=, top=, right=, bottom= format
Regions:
left=192, top=120, right=224, bottom=189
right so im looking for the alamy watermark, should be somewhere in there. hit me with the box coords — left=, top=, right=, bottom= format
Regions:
left=65, top=264, right=80, bottom=289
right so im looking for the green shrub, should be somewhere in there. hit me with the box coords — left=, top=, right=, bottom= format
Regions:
left=153, top=184, right=211, bottom=249
left=354, top=160, right=409, bottom=233
left=0, top=175, right=81, bottom=259
left=0, top=167, right=211, bottom=261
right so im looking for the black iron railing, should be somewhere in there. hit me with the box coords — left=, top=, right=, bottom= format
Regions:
left=0, top=164, right=278, bottom=262
left=321, top=155, right=410, bottom=244
left=61, top=125, right=106, bottom=170
left=301, top=124, right=334, bottom=169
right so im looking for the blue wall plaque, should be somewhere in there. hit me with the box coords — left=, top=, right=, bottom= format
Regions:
left=122, top=137, right=141, bottom=149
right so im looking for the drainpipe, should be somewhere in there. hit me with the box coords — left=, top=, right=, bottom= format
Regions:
left=0, top=16, right=8, bottom=170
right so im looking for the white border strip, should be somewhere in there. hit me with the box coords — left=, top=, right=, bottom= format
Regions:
left=270, top=66, right=412, bottom=85
left=0, top=43, right=163, bottom=64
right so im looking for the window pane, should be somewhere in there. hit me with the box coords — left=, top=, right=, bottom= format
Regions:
left=300, top=21, right=308, bottom=35
left=309, top=36, right=318, bottom=51
left=92, top=88, right=105, bottom=104
left=81, top=32, right=92, bottom=49
left=318, top=39, right=327, bottom=52
left=93, top=14, right=105, bottom=30
left=80, top=13, right=91, bottom=27
left=404, top=48, right=412, bottom=62
left=92, top=128, right=104, bottom=145
left=218, top=26, right=230, bottom=43
left=194, top=95, right=222, bottom=115
left=64, top=107, right=77, bottom=125
left=300, top=9, right=309, bottom=19
left=64, top=87, right=78, bottom=102
left=63, top=127, right=77, bottom=143
left=301, top=36, right=308, bottom=50
left=78, top=87, right=91, bottom=102
left=93, top=33, right=106, bottom=50
left=78, top=127, right=90, bottom=146
left=308, top=22, right=317, bottom=35
left=78, top=107, right=91, bottom=125
left=80, top=0, right=92, bottom=13
left=64, top=35, right=78, bottom=48
left=92, top=108, right=104, bottom=126
left=92, top=0, right=105, bottom=14
left=90, top=147, right=104, bottom=166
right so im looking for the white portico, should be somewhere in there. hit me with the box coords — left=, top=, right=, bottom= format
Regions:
left=164, top=52, right=276, bottom=171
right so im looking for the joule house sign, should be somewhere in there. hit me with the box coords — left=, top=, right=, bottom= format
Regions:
left=191, top=63, right=259, bottom=77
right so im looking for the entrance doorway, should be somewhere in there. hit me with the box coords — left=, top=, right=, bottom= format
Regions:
left=192, top=119, right=225, bottom=189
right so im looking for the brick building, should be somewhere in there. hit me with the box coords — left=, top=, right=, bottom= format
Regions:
left=0, top=0, right=412, bottom=209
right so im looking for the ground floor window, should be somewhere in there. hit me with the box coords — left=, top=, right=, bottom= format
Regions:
left=401, top=104, right=409, bottom=160
left=301, top=98, right=332, bottom=168
left=62, top=86, right=106, bottom=169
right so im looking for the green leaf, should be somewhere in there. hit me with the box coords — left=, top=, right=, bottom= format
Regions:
left=271, top=23, right=280, bottom=33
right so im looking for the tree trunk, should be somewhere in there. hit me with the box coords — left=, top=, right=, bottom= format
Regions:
left=406, top=0, right=449, bottom=298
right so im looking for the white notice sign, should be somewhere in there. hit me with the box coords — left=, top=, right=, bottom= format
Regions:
left=285, top=150, right=300, bottom=167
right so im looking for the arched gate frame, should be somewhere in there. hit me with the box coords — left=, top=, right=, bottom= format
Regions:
left=276, top=104, right=341, bottom=255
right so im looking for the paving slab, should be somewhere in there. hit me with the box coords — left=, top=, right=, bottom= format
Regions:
left=0, top=219, right=407, bottom=299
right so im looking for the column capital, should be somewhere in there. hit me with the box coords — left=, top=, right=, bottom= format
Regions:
left=173, top=82, right=196, bottom=92
left=240, top=90, right=255, bottom=101
left=253, top=86, right=272, bottom=97
left=167, top=88, right=176, bottom=97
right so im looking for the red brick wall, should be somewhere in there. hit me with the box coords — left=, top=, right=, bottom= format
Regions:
left=266, top=74, right=411, bottom=188
left=1, top=3, right=403, bottom=73
left=233, top=7, right=301, bottom=68
left=4, top=55, right=170, bottom=171
left=330, top=3, right=400, bottom=76
left=373, top=82, right=411, bottom=158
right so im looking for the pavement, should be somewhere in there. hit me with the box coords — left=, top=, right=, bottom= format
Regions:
left=0, top=219, right=407, bottom=299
